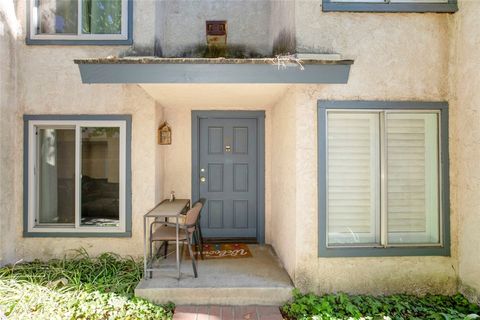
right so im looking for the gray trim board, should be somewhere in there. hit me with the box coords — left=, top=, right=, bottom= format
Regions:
left=23, top=114, right=132, bottom=238
left=322, top=0, right=457, bottom=13
left=76, top=63, right=352, bottom=84
left=26, top=0, right=133, bottom=45
left=317, top=101, right=450, bottom=257
left=192, top=111, right=266, bottom=244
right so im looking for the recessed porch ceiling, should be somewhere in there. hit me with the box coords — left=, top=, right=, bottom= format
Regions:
left=139, top=83, right=290, bottom=109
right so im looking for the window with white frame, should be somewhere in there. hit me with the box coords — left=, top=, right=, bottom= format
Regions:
left=25, top=117, right=130, bottom=235
left=318, top=103, right=449, bottom=255
left=28, top=0, right=130, bottom=43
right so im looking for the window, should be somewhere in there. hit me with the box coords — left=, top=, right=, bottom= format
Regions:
left=317, top=101, right=450, bottom=257
left=27, top=0, right=132, bottom=45
left=322, top=0, right=458, bottom=13
left=24, top=115, right=132, bottom=237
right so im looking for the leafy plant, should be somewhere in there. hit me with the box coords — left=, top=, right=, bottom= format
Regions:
left=281, top=289, right=480, bottom=320
left=0, top=249, right=174, bottom=319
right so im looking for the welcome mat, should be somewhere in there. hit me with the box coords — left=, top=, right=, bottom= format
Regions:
left=185, top=243, right=252, bottom=260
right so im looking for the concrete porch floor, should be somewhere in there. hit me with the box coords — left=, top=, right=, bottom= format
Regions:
left=135, top=245, right=294, bottom=305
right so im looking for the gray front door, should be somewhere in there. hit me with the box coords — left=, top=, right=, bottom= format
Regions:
left=198, top=117, right=258, bottom=239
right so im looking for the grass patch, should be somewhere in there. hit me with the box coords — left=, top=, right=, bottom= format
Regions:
left=0, top=249, right=173, bottom=319
left=282, top=289, right=480, bottom=320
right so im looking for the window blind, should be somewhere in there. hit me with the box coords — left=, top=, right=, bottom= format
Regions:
left=327, top=112, right=380, bottom=245
left=386, top=113, right=440, bottom=244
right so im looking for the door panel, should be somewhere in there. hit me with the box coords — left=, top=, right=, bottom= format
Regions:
left=199, top=117, right=257, bottom=238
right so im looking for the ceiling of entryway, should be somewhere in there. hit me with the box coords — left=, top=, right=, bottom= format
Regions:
left=139, top=84, right=290, bottom=109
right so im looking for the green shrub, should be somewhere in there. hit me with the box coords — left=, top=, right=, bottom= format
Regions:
left=281, top=289, right=480, bottom=320
left=0, top=249, right=174, bottom=319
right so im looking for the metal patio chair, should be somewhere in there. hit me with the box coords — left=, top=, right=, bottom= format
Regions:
left=150, top=201, right=203, bottom=278
left=193, top=198, right=206, bottom=260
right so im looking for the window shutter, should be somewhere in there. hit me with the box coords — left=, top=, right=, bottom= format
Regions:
left=386, top=113, right=440, bottom=244
left=327, top=112, right=381, bottom=245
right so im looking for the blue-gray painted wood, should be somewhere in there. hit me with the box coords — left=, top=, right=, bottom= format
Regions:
left=199, top=117, right=257, bottom=238
left=26, top=0, right=133, bottom=45
left=322, top=0, right=457, bottom=12
left=77, top=63, right=352, bottom=84
left=192, top=111, right=266, bottom=243
left=23, top=114, right=132, bottom=238
left=317, top=101, right=450, bottom=257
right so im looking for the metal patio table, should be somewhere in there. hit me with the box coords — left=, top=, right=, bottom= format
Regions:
left=143, top=199, right=190, bottom=279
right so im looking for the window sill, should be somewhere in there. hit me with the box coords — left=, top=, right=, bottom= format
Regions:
left=322, top=2, right=458, bottom=13
left=319, top=246, right=450, bottom=257
left=23, top=231, right=132, bottom=238
left=25, top=38, right=133, bottom=46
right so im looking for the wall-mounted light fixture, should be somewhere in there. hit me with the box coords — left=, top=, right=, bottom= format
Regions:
left=158, top=122, right=172, bottom=145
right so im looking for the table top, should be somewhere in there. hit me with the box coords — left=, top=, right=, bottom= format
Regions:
left=144, top=199, right=190, bottom=218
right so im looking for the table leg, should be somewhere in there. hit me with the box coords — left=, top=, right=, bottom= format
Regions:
left=143, top=216, right=147, bottom=280
left=176, top=215, right=180, bottom=279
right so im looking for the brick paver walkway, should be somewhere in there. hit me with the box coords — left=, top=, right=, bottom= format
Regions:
left=173, top=305, right=283, bottom=320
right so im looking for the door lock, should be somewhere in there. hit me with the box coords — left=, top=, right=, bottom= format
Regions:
left=225, top=145, right=231, bottom=152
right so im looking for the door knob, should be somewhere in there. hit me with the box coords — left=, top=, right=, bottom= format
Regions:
left=200, top=176, right=206, bottom=183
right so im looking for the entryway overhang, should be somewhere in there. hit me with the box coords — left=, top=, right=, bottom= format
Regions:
left=74, top=57, right=353, bottom=84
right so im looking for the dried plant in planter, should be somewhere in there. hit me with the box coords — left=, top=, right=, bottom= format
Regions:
left=178, top=44, right=266, bottom=59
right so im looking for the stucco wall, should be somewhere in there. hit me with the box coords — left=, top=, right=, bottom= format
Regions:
left=157, top=0, right=273, bottom=57
left=0, top=2, right=19, bottom=265
left=3, top=0, right=163, bottom=261
left=0, top=0, right=471, bottom=298
left=270, top=88, right=297, bottom=277
left=449, top=0, right=480, bottom=303
left=290, top=87, right=456, bottom=295
left=277, top=1, right=457, bottom=295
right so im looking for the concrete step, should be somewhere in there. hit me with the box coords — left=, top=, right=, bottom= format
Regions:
left=135, top=245, right=294, bottom=305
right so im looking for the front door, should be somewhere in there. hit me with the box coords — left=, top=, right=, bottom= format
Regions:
left=196, top=114, right=260, bottom=240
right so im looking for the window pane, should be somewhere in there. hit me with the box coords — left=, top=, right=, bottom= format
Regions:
left=327, top=113, right=381, bottom=245
left=387, top=113, right=440, bottom=244
left=37, top=128, right=76, bottom=224
left=81, top=127, right=120, bottom=227
left=82, top=0, right=122, bottom=34
left=37, top=0, right=78, bottom=34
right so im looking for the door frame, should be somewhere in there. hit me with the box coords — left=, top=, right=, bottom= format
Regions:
left=191, top=110, right=265, bottom=244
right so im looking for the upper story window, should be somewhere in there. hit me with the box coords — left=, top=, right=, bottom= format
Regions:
left=27, top=0, right=133, bottom=45
left=322, top=0, right=458, bottom=13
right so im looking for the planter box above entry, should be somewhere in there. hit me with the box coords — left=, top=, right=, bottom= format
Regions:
left=74, top=57, right=354, bottom=84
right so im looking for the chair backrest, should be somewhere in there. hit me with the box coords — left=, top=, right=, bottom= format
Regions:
left=197, top=198, right=206, bottom=207
left=185, top=202, right=203, bottom=230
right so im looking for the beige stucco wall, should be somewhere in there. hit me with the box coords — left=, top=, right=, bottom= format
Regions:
left=266, top=1, right=458, bottom=295
left=449, top=0, right=480, bottom=303
left=270, top=88, right=297, bottom=277
left=156, top=0, right=273, bottom=57
left=289, top=87, right=456, bottom=295
left=0, top=2, right=19, bottom=265
left=2, top=0, right=478, bottom=299
left=2, top=0, right=163, bottom=261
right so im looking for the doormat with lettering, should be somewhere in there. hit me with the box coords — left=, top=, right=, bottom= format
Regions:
left=185, top=243, right=252, bottom=260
